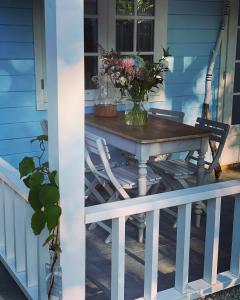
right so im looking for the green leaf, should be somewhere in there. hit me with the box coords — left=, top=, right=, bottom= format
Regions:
left=49, top=170, right=58, bottom=186
left=39, top=185, right=60, bottom=207
left=29, top=172, right=44, bottom=187
left=23, top=175, right=31, bottom=188
left=31, top=210, right=46, bottom=235
left=28, top=187, right=43, bottom=211
left=19, top=157, right=35, bottom=178
left=44, top=205, right=61, bottom=232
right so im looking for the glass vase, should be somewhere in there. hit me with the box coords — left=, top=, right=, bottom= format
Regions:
left=125, top=101, right=149, bottom=126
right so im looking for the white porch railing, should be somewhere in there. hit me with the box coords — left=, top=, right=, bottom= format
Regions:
left=85, top=180, right=240, bottom=300
left=0, top=158, right=49, bottom=300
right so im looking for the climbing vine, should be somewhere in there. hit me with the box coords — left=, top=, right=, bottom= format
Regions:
left=19, top=135, right=61, bottom=298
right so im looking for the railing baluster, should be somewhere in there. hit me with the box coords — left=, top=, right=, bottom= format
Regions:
left=4, top=184, right=15, bottom=260
left=14, top=194, right=26, bottom=272
left=230, top=194, right=240, bottom=276
left=175, top=203, right=192, bottom=293
left=38, top=228, right=49, bottom=300
left=203, top=197, right=221, bottom=284
left=0, top=180, right=4, bottom=250
left=25, top=204, right=38, bottom=288
left=111, top=216, right=125, bottom=300
left=144, top=210, right=160, bottom=300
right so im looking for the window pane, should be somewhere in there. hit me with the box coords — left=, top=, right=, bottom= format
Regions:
left=236, top=30, right=240, bottom=60
left=137, top=20, right=154, bottom=52
left=116, top=0, right=134, bottom=16
left=232, top=95, right=240, bottom=125
left=84, top=18, right=98, bottom=52
left=234, top=63, right=240, bottom=92
left=84, top=0, right=97, bottom=15
left=137, top=0, right=155, bottom=16
left=140, top=55, right=154, bottom=63
left=116, top=20, right=134, bottom=51
left=85, top=56, right=98, bottom=89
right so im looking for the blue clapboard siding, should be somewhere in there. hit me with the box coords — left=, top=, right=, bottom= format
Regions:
left=154, top=0, right=224, bottom=126
left=0, top=0, right=46, bottom=168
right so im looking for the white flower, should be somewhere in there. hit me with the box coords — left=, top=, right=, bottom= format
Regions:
left=119, top=77, right=126, bottom=86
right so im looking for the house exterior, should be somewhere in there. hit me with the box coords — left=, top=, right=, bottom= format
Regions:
left=0, top=0, right=239, bottom=168
left=1, top=1, right=240, bottom=300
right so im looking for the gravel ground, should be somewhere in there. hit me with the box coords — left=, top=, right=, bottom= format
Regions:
left=197, top=286, right=240, bottom=299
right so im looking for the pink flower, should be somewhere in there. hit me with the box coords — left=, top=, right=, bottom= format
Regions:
left=121, top=58, right=135, bottom=74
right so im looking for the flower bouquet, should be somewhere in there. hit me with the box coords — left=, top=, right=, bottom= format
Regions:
left=98, top=47, right=169, bottom=126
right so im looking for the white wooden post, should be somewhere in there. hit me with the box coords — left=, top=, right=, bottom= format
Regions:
left=44, top=1, right=86, bottom=299
left=144, top=210, right=160, bottom=300
left=175, top=203, right=191, bottom=293
left=111, top=217, right=125, bottom=300
left=230, top=194, right=240, bottom=276
left=203, top=197, right=221, bottom=284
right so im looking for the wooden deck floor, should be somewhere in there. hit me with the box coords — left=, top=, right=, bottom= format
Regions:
left=0, top=168, right=239, bottom=300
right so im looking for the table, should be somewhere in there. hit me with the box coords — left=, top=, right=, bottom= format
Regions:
left=86, top=113, right=211, bottom=241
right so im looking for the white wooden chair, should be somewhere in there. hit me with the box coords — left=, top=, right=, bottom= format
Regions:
left=151, top=117, right=230, bottom=227
left=85, top=131, right=161, bottom=242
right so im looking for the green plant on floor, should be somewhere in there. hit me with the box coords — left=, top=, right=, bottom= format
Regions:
left=19, top=135, right=61, bottom=299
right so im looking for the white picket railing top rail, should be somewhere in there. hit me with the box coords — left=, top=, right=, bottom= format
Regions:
left=85, top=180, right=240, bottom=224
left=0, top=158, right=28, bottom=201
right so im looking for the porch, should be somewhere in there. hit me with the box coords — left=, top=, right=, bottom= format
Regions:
left=1, top=168, right=240, bottom=300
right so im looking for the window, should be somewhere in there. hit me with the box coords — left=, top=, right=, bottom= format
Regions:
left=34, top=0, right=167, bottom=109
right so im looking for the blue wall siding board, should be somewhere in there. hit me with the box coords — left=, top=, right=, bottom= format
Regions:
left=169, top=56, right=220, bottom=72
left=0, top=59, right=34, bottom=75
left=0, top=0, right=32, bottom=8
left=0, top=122, right=42, bottom=140
left=168, top=29, right=219, bottom=44
left=0, top=107, right=45, bottom=124
left=168, top=15, right=222, bottom=29
left=168, top=1, right=223, bottom=16
left=168, top=43, right=215, bottom=56
left=0, top=91, right=36, bottom=108
left=0, top=42, right=34, bottom=59
left=0, top=25, right=33, bottom=43
left=0, top=9, right=32, bottom=25
left=0, top=0, right=46, bottom=168
left=0, top=75, right=35, bottom=92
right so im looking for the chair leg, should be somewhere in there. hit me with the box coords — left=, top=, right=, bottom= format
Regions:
left=194, top=202, right=203, bottom=228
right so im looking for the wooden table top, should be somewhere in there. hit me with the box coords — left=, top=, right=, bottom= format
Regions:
left=85, top=113, right=211, bottom=144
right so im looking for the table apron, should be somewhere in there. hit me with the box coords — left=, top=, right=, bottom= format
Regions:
left=86, top=125, right=206, bottom=160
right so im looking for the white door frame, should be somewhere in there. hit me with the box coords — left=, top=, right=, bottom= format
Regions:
left=218, top=0, right=240, bottom=165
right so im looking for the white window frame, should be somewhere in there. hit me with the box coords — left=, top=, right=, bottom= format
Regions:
left=33, top=0, right=48, bottom=110
left=34, top=0, right=168, bottom=109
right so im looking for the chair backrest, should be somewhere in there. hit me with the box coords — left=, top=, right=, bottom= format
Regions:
left=85, top=131, right=129, bottom=199
left=149, top=108, right=185, bottom=123
left=187, top=118, right=230, bottom=175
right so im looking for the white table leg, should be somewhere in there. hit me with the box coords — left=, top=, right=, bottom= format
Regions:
left=137, top=160, right=148, bottom=243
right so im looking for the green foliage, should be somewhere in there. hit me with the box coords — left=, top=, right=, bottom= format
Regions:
left=19, top=134, right=61, bottom=299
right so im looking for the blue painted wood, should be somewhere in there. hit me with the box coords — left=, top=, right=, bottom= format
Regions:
left=0, top=43, right=34, bottom=59
left=2, top=152, right=42, bottom=169
left=0, top=91, right=36, bottom=108
left=0, top=60, right=34, bottom=75
left=168, top=43, right=215, bottom=56
left=168, top=1, right=223, bottom=16
left=0, top=25, right=33, bottom=43
left=0, top=138, right=39, bottom=156
left=0, top=0, right=32, bottom=8
left=0, top=9, right=32, bottom=25
left=0, top=122, right=42, bottom=140
left=0, top=75, right=35, bottom=92
left=0, top=107, right=45, bottom=124
left=168, top=29, right=219, bottom=44
left=168, top=15, right=222, bottom=30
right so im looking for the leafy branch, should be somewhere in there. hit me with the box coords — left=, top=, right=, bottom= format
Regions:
left=19, top=135, right=61, bottom=299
